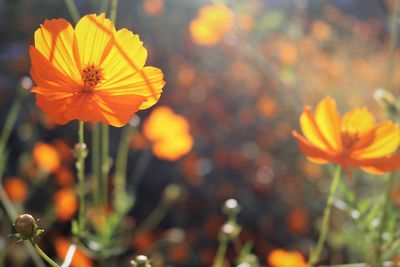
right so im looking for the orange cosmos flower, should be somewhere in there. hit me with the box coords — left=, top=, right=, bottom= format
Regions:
left=293, top=97, right=400, bottom=174
left=268, top=249, right=309, bottom=267
left=30, top=13, right=165, bottom=127
left=189, top=3, right=235, bottom=46
left=33, top=142, right=61, bottom=173
left=53, top=188, right=78, bottom=221
left=3, top=177, right=28, bottom=202
left=143, top=106, right=193, bottom=161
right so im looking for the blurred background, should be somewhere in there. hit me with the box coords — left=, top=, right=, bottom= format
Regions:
left=0, top=0, right=399, bottom=266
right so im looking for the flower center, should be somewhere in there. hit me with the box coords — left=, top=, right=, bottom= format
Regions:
left=81, top=64, right=103, bottom=92
left=341, top=131, right=359, bottom=149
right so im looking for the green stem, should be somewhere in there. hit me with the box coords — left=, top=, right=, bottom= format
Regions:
left=134, top=201, right=169, bottom=234
left=113, top=125, right=134, bottom=210
left=309, top=166, right=342, bottom=266
left=110, top=0, right=119, bottom=23
left=29, top=239, right=60, bottom=267
left=212, top=234, right=229, bottom=267
left=91, top=123, right=100, bottom=207
left=376, top=173, right=395, bottom=265
left=64, top=0, right=80, bottom=24
left=100, top=124, right=109, bottom=208
left=77, top=121, right=86, bottom=231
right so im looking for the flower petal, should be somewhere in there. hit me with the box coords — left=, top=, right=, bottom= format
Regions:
left=30, top=47, right=80, bottom=93
left=92, top=92, right=147, bottom=127
left=98, top=66, right=165, bottom=110
left=99, top=28, right=147, bottom=86
left=34, top=90, right=73, bottom=125
left=341, top=107, right=375, bottom=134
left=75, top=13, right=116, bottom=67
left=315, top=96, right=342, bottom=151
left=33, top=18, right=80, bottom=82
left=300, top=105, right=333, bottom=151
left=292, top=131, right=331, bottom=164
left=359, top=154, right=400, bottom=175
left=353, top=122, right=400, bottom=160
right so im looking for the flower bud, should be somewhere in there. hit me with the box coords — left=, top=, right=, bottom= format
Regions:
left=374, top=88, right=399, bottom=116
left=14, top=214, right=38, bottom=240
left=73, top=143, right=88, bottom=159
left=131, top=255, right=151, bottom=267
left=223, top=199, right=241, bottom=216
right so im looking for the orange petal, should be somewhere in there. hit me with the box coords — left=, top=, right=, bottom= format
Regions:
left=92, top=92, right=147, bottom=127
left=99, top=28, right=147, bottom=85
left=35, top=90, right=73, bottom=125
left=30, top=47, right=80, bottom=93
left=359, top=154, right=400, bottom=175
left=75, top=13, right=116, bottom=67
left=33, top=18, right=80, bottom=82
left=292, top=131, right=331, bottom=164
left=315, top=96, right=342, bottom=151
left=353, top=122, right=400, bottom=160
left=300, top=105, right=332, bottom=151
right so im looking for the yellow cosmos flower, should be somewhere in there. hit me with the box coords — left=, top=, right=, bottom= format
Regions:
left=30, top=13, right=165, bottom=127
left=293, top=96, right=400, bottom=174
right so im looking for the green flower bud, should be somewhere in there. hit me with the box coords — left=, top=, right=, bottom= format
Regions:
left=223, top=199, right=241, bottom=216
left=131, top=255, right=152, bottom=267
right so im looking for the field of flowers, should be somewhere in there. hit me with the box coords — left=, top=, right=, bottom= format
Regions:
left=0, top=0, right=400, bottom=267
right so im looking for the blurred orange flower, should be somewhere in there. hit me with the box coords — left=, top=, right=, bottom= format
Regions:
left=54, top=188, right=78, bottom=221
left=30, top=13, right=165, bottom=127
left=33, top=142, right=61, bottom=173
left=54, top=237, right=92, bottom=267
left=143, top=0, right=164, bottom=16
left=189, top=3, right=235, bottom=46
left=143, top=106, right=193, bottom=161
left=293, top=97, right=400, bottom=174
left=268, top=249, right=309, bottom=267
left=3, top=177, right=28, bottom=202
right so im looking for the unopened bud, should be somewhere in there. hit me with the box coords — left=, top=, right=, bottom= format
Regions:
left=223, top=199, right=241, bottom=216
left=14, top=214, right=38, bottom=240
left=131, top=255, right=151, bottom=267
left=374, top=88, right=399, bottom=115
left=73, top=143, right=88, bottom=158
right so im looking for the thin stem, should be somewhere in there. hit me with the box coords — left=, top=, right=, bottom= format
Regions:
left=64, top=0, right=80, bottom=24
left=113, top=125, right=134, bottom=210
left=77, top=121, right=86, bottom=231
left=100, top=124, right=109, bottom=208
left=309, top=166, right=342, bottom=266
left=91, top=123, right=100, bottom=207
left=212, top=234, right=229, bottom=267
left=110, top=0, right=119, bottom=23
left=376, top=173, right=395, bottom=265
left=134, top=201, right=169, bottom=234
left=29, top=239, right=60, bottom=267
